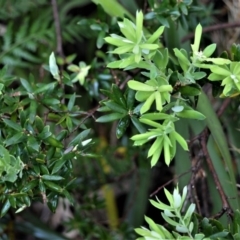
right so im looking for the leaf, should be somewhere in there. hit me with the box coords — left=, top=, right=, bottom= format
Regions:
left=171, top=131, right=188, bottom=151
left=20, top=78, right=33, bottom=92
left=42, top=175, right=64, bottom=181
left=104, top=101, right=127, bottom=114
left=206, top=58, right=231, bottom=65
left=150, top=199, right=174, bottom=211
left=43, top=181, right=63, bottom=193
left=176, top=110, right=206, bottom=120
left=210, top=66, right=230, bottom=76
left=116, top=116, right=130, bottom=139
left=21, top=180, right=38, bottom=192
left=34, top=116, right=44, bottom=132
left=179, top=84, right=201, bottom=96
left=192, top=71, right=207, bottom=80
left=66, top=116, right=73, bottom=132
left=144, top=216, right=166, bottom=237
left=49, top=52, right=60, bottom=80
left=131, top=116, right=146, bottom=133
left=136, top=10, right=143, bottom=42
left=47, top=193, right=59, bottom=213
left=0, top=199, right=11, bottom=217
left=27, top=136, right=40, bottom=152
left=34, top=82, right=57, bottom=94
left=147, top=26, right=165, bottom=44
left=173, top=48, right=190, bottom=66
left=112, top=84, right=127, bottom=107
left=203, top=43, right=216, bottom=57
left=91, top=0, right=134, bottom=21
left=192, top=24, right=202, bottom=53
left=42, top=98, right=60, bottom=106
left=140, top=92, right=155, bottom=114
left=172, top=106, right=184, bottom=113
left=141, top=112, right=172, bottom=120
left=44, top=136, right=64, bottom=148
left=38, top=126, right=52, bottom=140
left=4, top=132, right=25, bottom=146
left=96, top=112, right=124, bottom=122
left=148, top=137, right=163, bottom=158
left=197, top=91, right=239, bottom=210
left=128, top=80, right=155, bottom=91
left=233, top=210, right=240, bottom=234
left=68, top=129, right=91, bottom=147
left=3, top=118, right=22, bottom=131
left=140, top=44, right=159, bottom=50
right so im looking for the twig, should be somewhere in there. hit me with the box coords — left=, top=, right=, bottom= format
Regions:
left=217, top=98, right=231, bottom=117
left=182, top=21, right=240, bottom=43
left=51, top=0, right=64, bottom=58
left=150, top=170, right=191, bottom=197
left=200, top=129, right=233, bottom=218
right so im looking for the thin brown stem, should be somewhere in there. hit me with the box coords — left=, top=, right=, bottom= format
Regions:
left=217, top=98, right=231, bottom=117
left=51, top=0, right=64, bottom=59
left=200, top=129, right=233, bottom=217
left=182, top=21, right=240, bottom=43
left=150, top=170, right=191, bottom=197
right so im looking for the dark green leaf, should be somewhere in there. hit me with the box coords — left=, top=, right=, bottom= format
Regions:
left=56, top=130, right=68, bottom=141
left=66, top=116, right=73, bottom=132
left=39, top=180, right=46, bottom=193
left=9, top=196, right=17, bottom=208
left=131, top=116, right=146, bottom=133
left=68, top=129, right=91, bottom=147
left=27, top=136, right=40, bottom=152
left=233, top=210, right=240, bottom=234
left=42, top=98, right=60, bottom=105
left=208, top=232, right=229, bottom=239
left=4, top=132, right=25, bottom=146
left=52, top=158, right=66, bottom=174
left=40, top=165, right=49, bottom=175
left=21, top=180, right=38, bottom=193
left=1, top=199, right=11, bottom=217
left=44, top=136, right=64, bottom=148
left=179, top=84, right=201, bottom=96
left=112, top=84, right=127, bottom=107
left=43, top=181, right=63, bottom=193
left=126, top=88, right=135, bottom=110
left=3, top=118, right=22, bottom=131
left=47, top=193, right=59, bottom=213
left=22, top=195, right=31, bottom=206
left=116, top=116, right=130, bottom=139
left=104, top=101, right=127, bottom=114
left=38, top=126, right=52, bottom=140
left=34, top=82, right=57, bottom=94
left=42, top=175, right=64, bottom=181
left=67, top=93, right=76, bottom=111
left=34, top=116, right=44, bottom=132
left=20, top=78, right=33, bottom=92
left=96, top=112, right=124, bottom=122
left=62, top=189, right=74, bottom=205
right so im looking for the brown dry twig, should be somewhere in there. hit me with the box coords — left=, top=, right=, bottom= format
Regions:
left=182, top=21, right=240, bottom=43
left=51, top=0, right=64, bottom=59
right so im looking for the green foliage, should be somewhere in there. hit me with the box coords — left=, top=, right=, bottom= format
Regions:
left=103, top=11, right=233, bottom=167
left=0, top=53, right=94, bottom=216
left=135, top=186, right=240, bottom=240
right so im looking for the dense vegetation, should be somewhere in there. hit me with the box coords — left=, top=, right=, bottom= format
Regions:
left=1, top=0, right=240, bottom=239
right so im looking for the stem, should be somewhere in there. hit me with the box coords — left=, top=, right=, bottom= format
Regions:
left=51, top=0, right=64, bottom=58
left=182, top=21, right=240, bottom=43
left=175, top=210, right=193, bottom=239
left=200, top=129, right=233, bottom=216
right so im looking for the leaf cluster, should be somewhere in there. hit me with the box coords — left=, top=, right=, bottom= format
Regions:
left=135, top=186, right=240, bottom=240
left=0, top=55, right=93, bottom=217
